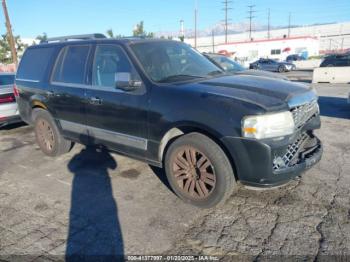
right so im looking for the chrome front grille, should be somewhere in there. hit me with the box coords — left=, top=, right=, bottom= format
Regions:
left=273, top=132, right=309, bottom=170
left=291, top=100, right=319, bottom=129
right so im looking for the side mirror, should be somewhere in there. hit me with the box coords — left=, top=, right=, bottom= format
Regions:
left=115, top=72, right=142, bottom=91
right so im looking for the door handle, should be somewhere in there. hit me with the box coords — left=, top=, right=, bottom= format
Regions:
left=89, top=97, right=103, bottom=105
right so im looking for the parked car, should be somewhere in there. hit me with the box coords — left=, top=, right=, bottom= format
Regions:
left=250, top=58, right=296, bottom=72
left=320, top=53, right=350, bottom=67
left=204, top=53, right=289, bottom=81
left=0, top=73, right=21, bottom=127
left=16, top=34, right=322, bottom=208
left=286, top=54, right=305, bottom=62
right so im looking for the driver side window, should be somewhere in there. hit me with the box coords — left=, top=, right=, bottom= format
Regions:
left=92, top=45, right=139, bottom=88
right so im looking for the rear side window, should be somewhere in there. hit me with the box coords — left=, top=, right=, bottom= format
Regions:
left=17, top=47, right=55, bottom=81
left=0, top=75, right=15, bottom=85
left=52, top=45, right=90, bottom=84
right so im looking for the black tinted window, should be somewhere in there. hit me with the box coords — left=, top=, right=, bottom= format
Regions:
left=17, top=47, right=55, bottom=81
left=52, top=45, right=90, bottom=84
left=0, top=75, right=15, bottom=85
left=92, top=45, right=136, bottom=87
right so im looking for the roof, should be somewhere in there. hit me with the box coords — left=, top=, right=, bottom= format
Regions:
left=33, top=36, right=176, bottom=49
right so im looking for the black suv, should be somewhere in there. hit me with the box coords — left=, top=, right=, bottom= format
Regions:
left=320, top=53, right=350, bottom=67
left=15, top=34, right=322, bottom=208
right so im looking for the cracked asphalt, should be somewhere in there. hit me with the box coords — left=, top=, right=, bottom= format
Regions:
left=0, top=73, right=349, bottom=261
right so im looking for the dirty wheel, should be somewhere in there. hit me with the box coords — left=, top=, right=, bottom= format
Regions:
left=33, top=109, right=73, bottom=157
left=165, top=133, right=235, bottom=208
left=36, top=118, right=55, bottom=153
left=172, top=147, right=216, bottom=199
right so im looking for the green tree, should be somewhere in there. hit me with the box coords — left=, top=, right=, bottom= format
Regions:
left=179, top=35, right=185, bottom=42
left=133, top=21, right=154, bottom=38
left=106, top=29, right=114, bottom=38
left=36, top=32, right=48, bottom=43
left=0, top=34, right=27, bottom=64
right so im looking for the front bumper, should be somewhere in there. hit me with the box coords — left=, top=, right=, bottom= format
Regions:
left=221, top=129, right=322, bottom=188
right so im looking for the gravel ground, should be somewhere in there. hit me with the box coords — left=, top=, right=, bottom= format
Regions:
left=0, top=73, right=349, bottom=261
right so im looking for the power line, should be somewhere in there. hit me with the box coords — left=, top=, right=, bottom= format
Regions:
left=247, top=5, right=256, bottom=41
left=222, top=0, right=232, bottom=44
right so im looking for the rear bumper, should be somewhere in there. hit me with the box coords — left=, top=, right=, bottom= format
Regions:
left=0, top=103, right=22, bottom=127
left=221, top=130, right=322, bottom=188
left=0, top=115, right=22, bottom=127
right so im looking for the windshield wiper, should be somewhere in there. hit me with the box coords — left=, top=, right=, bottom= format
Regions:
left=207, top=70, right=225, bottom=76
left=158, top=74, right=205, bottom=83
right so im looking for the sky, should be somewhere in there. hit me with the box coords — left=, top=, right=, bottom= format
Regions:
left=1, top=0, right=350, bottom=39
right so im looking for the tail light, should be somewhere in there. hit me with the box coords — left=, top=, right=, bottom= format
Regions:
left=0, top=94, right=15, bottom=104
left=13, top=83, right=19, bottom=97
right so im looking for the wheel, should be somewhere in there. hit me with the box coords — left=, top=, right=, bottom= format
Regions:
left=278, top=65, right=285, bottom=73
left=164, top=132, right=236, bottom=208
left=33, top=109, right=73, bottom=157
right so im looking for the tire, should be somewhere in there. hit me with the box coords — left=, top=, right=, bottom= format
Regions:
left=164, top=132, right=236, bottom=208
left=32, top=109, right=73, bottom=157
left=278, top=65, right=285, bottom=73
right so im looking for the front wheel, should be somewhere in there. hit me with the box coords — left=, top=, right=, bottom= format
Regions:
left=278, top=65, right=285, bottom=73
left=164, top=133, right=236, bottom=208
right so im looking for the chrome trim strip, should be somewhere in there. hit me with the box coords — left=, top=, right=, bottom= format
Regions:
left=60, top=120, right=88, bottom=135
left=59, top=120, right=147, bottom=150
left=51, top=82, right=89, bottom=89
left=16, top=78, right=40, bottom=83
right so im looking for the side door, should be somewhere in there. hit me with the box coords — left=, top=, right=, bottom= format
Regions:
left=85, top=44, right=149, bottom=159
left=49, top=44, right=92, bottom=141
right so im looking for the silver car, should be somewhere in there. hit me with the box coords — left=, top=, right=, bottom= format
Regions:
left=249, top=58, right=296, bottom=73
left=0, top=73, right=21, bottom=127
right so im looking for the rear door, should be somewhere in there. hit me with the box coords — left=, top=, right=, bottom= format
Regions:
left=84, top=44, right=149, bottom=158
left=50, top=44, right=92, bottom=141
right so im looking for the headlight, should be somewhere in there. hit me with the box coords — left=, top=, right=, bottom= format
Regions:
left=242, top=111, right=295, bottom=139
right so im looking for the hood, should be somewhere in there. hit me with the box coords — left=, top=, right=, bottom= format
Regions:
left=180, top=74, right=316, bottom=112
left=235, top=69, right=289, bottom=81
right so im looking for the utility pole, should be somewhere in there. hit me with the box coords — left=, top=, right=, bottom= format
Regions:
left=222, top=0, right=232, bottom=44
left=194, top=0, right=198, bottom=49
left=180, top=19, right=185, bottom=40
left=247, top=5, right=256, bottom=41
left=2, top=0, right=18, bottom=66
left=267, top=8, right=271, bottom=39
left=212, top=29, right=215, bottom=53
left=288, top=12, right=291, bottom=38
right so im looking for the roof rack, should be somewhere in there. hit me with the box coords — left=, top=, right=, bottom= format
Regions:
left=40, top=33, right=107, bottom=44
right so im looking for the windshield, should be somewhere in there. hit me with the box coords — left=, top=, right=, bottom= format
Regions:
left=130, top=41, right=222, bottom=82
left=211, top=55, right=245, bottom=72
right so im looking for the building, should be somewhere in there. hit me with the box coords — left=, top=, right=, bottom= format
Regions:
left=185, top=21, right=350, bottom=63
left=216, top=36, right=320, bottom=64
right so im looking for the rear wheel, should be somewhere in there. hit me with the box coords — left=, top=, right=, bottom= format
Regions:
left=278, top=65, right=285, bottom=73
left=164, top=133, right=235, bottom=208
left=33, top=109, right=73, bottom=157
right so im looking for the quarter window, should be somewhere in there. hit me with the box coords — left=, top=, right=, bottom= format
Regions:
left=52, top=45, right=90, bottom=84
left=92, top=45, right=138, bottom=88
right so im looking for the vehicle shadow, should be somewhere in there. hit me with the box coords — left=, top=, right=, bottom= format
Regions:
left=66, top=145, right=124, bottom=261
left=318, top=96, right=350, bottom=120
left=0, top=121, right=26, bottom=130
left=148, top=165, right=174, bottom=193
